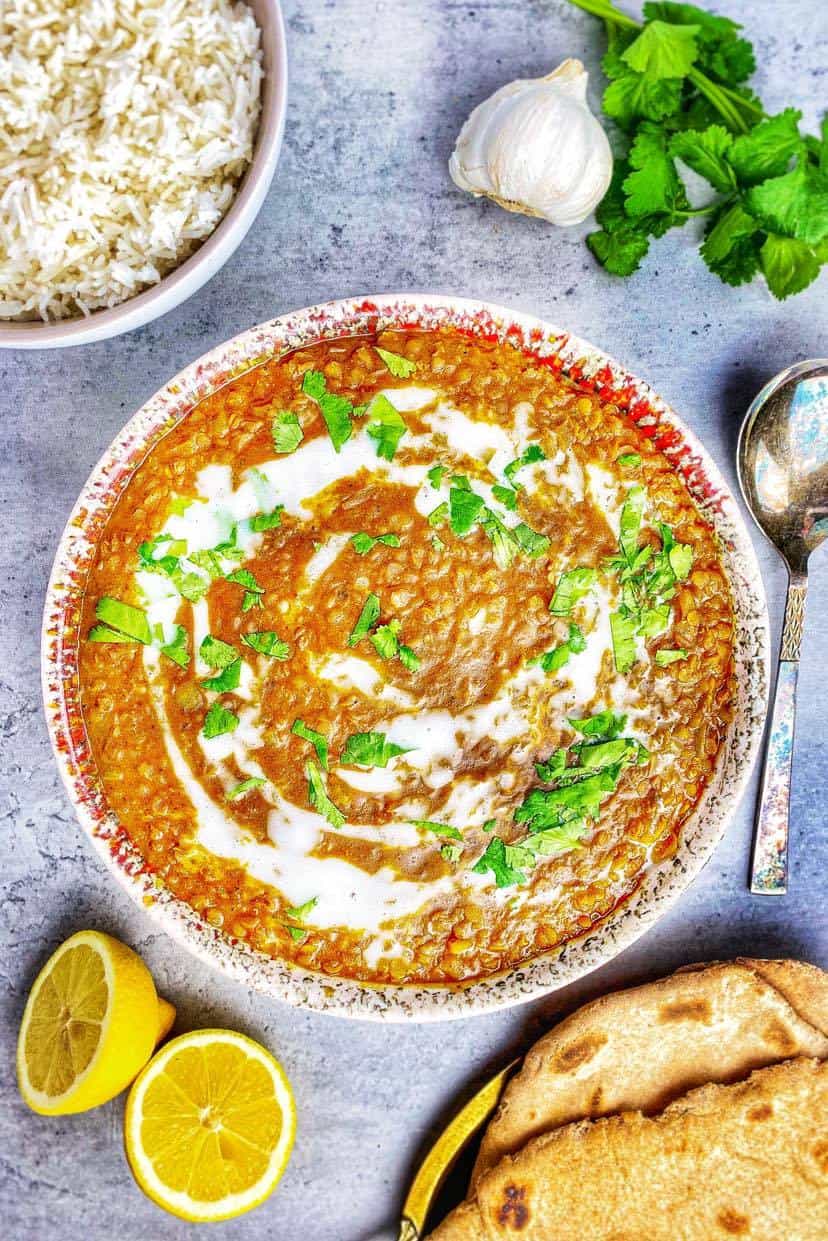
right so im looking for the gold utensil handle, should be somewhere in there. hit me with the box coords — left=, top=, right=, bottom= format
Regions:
left=750, top=576, right=807, bottom=894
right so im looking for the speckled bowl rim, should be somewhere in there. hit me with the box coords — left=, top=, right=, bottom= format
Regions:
left=41, top=294, right=770, bottom=1022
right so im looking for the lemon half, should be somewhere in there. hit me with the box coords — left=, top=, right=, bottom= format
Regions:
left=18, top=929, right=169, bottom=1115
left=124, top=1029, right=296, bottom=1222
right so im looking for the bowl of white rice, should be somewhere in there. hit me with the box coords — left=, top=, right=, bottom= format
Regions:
left=0, top=0, right=287, bottom=349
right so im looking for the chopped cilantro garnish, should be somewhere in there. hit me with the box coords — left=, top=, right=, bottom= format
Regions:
left=201, top=658, right=241, bottom=693
left=441, top=843, right=463, bottom=864
left=168, top=496, right=194, bottom=517
left=610, top=609, right=638, bottom=673
left=427, top=464, right=447, bottom=489
left=479, top=509, right=520, bottom=570
left=619, top=485, right=646, bottom=564
left=655, top=647, right=689, bottom=666
left=535, top=748, right=567, bottom=781
left=347, top=593, right=381, bottom=647
left=250, top=506, right=283, bottom=532
left=669, top=543, right=694, bottom=580
left=87, top=624, right=139, bottom=645
left=617, top=452, right=642, bottom=468
left=370, top=620, right=402, bottom=659
left=410, top=819, right=463, bottom=841
left=272, top=411, right=304, bottom=454
left=492, top=483, right=519, bottom=511
left=291, top=719, right=329, bottom=769
left=365, top=393, right=408, bottom=461
left=93, top=597, right=151, bottom=644
left=188, top=549, right=224, bottom=579
left=241, top=631, right=290, bottom=659
left=202, top=702, right=239, bottom=739
left=637, top=603, right=672, bottom=638
left=226, top=567, right=264, bottom=595
left=306, top=759, right=345, bottom=828
left=526, top=820, right=587, bottom=856
left=375, top=346, right=416, bottom=378
left=574, top=737, right=642, bottom=770
left=482, top=818, right=497, bottom=832
left=350, top=531, right=401, bottom=555
left=569, top=710, right=627, bottom=741
left=340, top=732, right=412, bottom=767
left=285, top=896, right=318, bottom=921
left=427, top=501, right=449, bottom=527
left=398, top=644, right=420, bottom=672
left=302, top=369, right=354, bottom=452
left=549, top=567, right=597, bottom=615
left=200, top=635, right=238, bottom=670
left=449, top=486, right=485, bottom=536
left=513, top=523, right=550, bottom=557
left=226, top=776, right=265, bottom=800
left=504, top=444, right=546, bottom=487
left=242, top=591, right=263, bottom=612
left=531, top=623, right=586, bottom=674
left=472, top=837, right=534, bottom=887
left=286, top=926, right=308, bottom=943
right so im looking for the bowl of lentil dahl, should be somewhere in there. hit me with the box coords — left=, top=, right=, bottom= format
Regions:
left=43, top=295, right=769, bottom=1020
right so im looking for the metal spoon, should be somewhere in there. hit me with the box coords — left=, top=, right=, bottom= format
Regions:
left=737, top=359, right=828, bottom=895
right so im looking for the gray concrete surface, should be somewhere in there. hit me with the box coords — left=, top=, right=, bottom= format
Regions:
left=1, top=2, right=826, bottom=1238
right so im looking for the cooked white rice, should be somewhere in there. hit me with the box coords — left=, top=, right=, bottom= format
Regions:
left=0, top=0, right=263, bottom=322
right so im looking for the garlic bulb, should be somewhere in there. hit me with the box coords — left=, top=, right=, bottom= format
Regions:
left=449, top=59, right=613, bottom=227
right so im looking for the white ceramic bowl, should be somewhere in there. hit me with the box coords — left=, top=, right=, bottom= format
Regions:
left=42, top=295, right=770, bottom=1020
left=0, top=0, right=287, bottom=351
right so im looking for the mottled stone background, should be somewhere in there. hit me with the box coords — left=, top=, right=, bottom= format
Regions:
left=1, top=2, right=826, bottom=1238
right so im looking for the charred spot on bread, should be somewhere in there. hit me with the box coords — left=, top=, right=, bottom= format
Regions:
left=552, top=1033, right=608, bottom=1072
left=761, top=1018, right=798, bottom=1055
left=497, top=1183, right=530, bottom=1229
left=658, top=998, right=712, bottom=1023
left=716, top=1207, right=750, bottom=1234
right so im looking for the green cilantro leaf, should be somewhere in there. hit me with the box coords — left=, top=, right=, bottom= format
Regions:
left=370, top=620, right=402, bottom=659
left=492, top=483, right=519, bottom=511
left=449, top=486, right=485, bottom=536
left=588, top=224, right=652, bottom=276
left=226, top=567, right=264, bottom=595
left=700, top=202, right=762, bottom=286
left=427, top=464, right=447, bottom=488
left=729, top=109, right=803, bottom=186
left=272, top=412, right=304, bottom=454
left=760, top=234, right=823, bottom=299
left=375, top=346, right=416, bottom=378
left=160, top=625, right=190, bottom=669
left=745, top=158, right=828, bottom=247
left=669, top=124, right=735, bottom=192
left=480, top=510, right=521, bottom=569
left=610, top=609, right=638, bottom=674
left=306, top=760, right=345, bottom=828
left=655, top=647, right=689, bottom=666
left=637, top=603, right=672, bottom=638
left=226, top=777, right=266, bottom=800
left=441, top=843, right=463, bottom=864
left=242, top=591, right=263, bottom=612
left=569, top=710, right=628, bottom=741
left=93, top=597, right=151, bottom=644
left=201, top=658, right=242, bottom=693
left=350, top=531, right=401, bottom=555
left=347, top=593, right=381, bottom=647
left=525, top=820, right=587, bottom=856
left=286, top=926, right=308, bottom=943
left=340, top=731, right=412, bottom=767
left=87, top=624, right=140, bottom=645
left=617, top=453, right=642, bottom=468
left=291, top=718, right=329, bottom=769
left=472, top=836, right=533, bottom=887
left=250, top=507, right=283, bottom=532
left=285, top=896, right=318, bottom=921
left=603, top=72, right=684, bottom=132
left=398, top=644, right=421, bottom=672
left=549, top=567, right=597, bottom=616
left=302, top=369, right=354, bottom=452
left=365, top=393, right=408, bottom=461
left=202, top=702, right=239, bottom=739
left=621, top=19, right=700, bottom=80
left=241, top=631, right=290, bottom=659
left=623, top=123, right=690, bottom=219
left=200, top=635, right=238, bottom=669
left=410, top=819, right=463, bottom=841
left=503, top=444, right=545, bottom=487
left=669, top=542, right=694, bottom=580
left=535, top=749, right=567, bottom=782
left=427, top=501, right=449, bottom=527
left=619, top=485, right=646, bottom=563
left=512, top=523, right=551, bottom=557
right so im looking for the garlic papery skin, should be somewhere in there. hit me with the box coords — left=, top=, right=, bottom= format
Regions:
left=449, top=59, right=613, bottom=228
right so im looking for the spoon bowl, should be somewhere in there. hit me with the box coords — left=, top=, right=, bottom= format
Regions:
left=737, top=359, right=828, bottom=894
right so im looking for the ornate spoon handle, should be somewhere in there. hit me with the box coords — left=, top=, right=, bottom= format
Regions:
left=750, top=576, right=807, bottom=894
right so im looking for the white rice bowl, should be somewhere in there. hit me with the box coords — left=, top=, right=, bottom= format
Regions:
left=0, top=0, right=263, bottom=322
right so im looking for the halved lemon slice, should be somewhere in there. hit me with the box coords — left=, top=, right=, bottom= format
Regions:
left=18, top=929, right=167, bottom=1115
left=124, top=1029, right=296, bottom=1222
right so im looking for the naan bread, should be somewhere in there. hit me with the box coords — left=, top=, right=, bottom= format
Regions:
left=430, top=1058, right=828, bottom=1241
left=471, top=957, right=828, bottom=1187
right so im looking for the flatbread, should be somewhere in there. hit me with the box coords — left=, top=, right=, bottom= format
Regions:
left=471, top=958, right=828, bottom=1187
left=429, top=1057, right=828, bottom=1241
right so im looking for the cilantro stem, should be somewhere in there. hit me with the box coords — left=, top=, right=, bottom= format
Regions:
left=687, top=68, right=750, bottom=135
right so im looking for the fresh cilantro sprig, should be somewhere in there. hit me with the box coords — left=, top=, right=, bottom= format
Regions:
left=569, top=0, right=828, bottom=298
